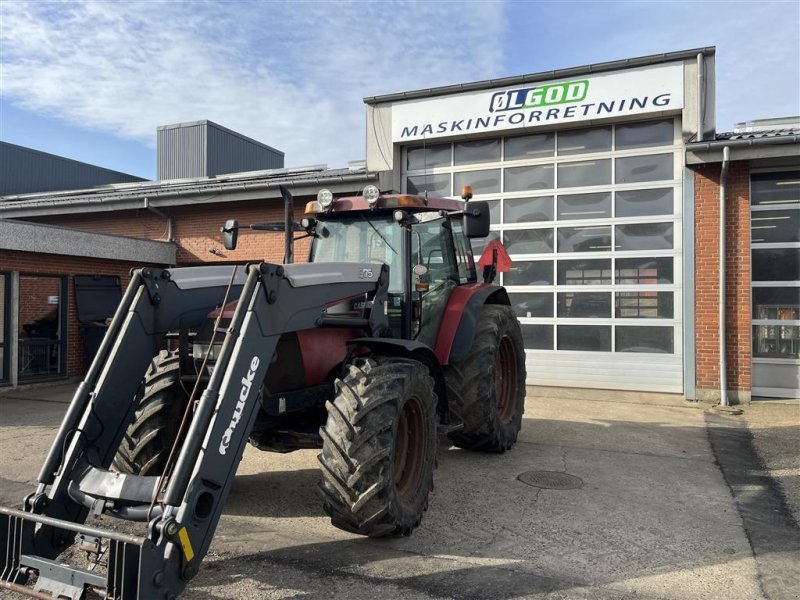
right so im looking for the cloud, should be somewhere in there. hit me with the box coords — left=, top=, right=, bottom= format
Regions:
left=0, top=0, right=506, bottom=168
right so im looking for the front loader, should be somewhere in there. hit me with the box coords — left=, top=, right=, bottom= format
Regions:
left=1, top=185, right=526, bottom=599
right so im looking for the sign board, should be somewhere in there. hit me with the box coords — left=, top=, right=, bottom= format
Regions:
left=391, top=63, right=684, bottom=143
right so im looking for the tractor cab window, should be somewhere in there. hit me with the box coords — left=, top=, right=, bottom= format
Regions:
left=450, top=220, right=478, bottom=284
left=411, top=215, right=459, bottom=347
left=311, top=217, right=404, bottom=292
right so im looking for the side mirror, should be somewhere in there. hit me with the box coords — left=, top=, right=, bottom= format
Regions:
left=221, top=219, right=239, bottom=250
left=463, top=201, right=490, bottom=238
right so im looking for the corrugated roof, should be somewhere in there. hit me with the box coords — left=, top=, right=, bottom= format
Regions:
left=714, top=128, right=800, bottom=141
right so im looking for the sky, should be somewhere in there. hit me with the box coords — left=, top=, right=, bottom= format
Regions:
left=1, top=0, right=798, bottom=180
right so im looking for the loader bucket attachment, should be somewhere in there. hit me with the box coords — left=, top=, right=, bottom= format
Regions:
left=0, top=261, right=391, bottom=599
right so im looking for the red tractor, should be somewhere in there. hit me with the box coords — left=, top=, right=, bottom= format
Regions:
left=1, top=184, right=526, bottom=599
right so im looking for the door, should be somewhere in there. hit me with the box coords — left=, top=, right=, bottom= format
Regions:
left=18, top=275, right=68, bottom=381
left=751, top=170, right=800, bottom=398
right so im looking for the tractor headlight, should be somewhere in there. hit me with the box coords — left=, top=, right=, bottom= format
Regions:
left=317, top=189, right=334, bottom=209
left=363, top=184, right=380, bottom=206
left=192, top=342, right=223, bottom=361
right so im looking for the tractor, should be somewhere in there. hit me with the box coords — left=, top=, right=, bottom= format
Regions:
left=0, top=184, right=526, bottom=599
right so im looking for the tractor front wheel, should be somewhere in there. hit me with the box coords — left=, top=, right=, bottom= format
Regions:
left=445, top=304, right=526, bottom=452
left=113, top=350, right=189, bottom=476
left=318, top=357, right=437, bottom=537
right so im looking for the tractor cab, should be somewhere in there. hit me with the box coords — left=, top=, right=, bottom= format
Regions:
left=302, top=185, right=491, bottom=344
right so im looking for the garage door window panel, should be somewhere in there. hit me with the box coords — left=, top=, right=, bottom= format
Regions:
left=557, top=127, right=612, bottom=156
left=615, top=120, right=674, bottom=150
left=616, top=153, right=673, bottom=184
left=510, top=292, right=553, bottom=318
left=557, top=192, right=612, bottom=220
left=557, top=259, right=612, bottom=285
left=750, top=210, right=800, bottom=244
left=505, top=196, right=554, bottom=223
left=615, top=257, right=674, bottom=284
left=616, top=326, right=674, bottom=353
left=407, top=144, right=451, bottom=170
left=615, top=223, right=673, bottom=251
left=407, top=174, right=450, bottom=196
left=504, top=229, right=554, bottom=254
left=454, top=169, right=500, bottom=196
left=557, top=159, right=611, bottom=188
left=616, top=292, right=674, bottom=318
left=505, top=133, right=554, bottom=161
left=454, top=139, right=501, bottom=166
left=504, top=260, right=554, bottom=285
left=505, top=164, right=555, bottom=192
left=557, top=292, right=611, bottom=318
left=557, top=325, right=611, bottom=352
left=522, top=324, right=554, bottom=350
left=751, top=171, right=800, bottom=205
left=557, top=226, right=612, bottom=253
left=615, top=188, right=674, bottom=218
left=752, top=249, right=800, bottom=281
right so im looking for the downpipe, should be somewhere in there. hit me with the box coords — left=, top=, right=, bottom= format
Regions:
left=719, top=146, right=730, bottom=406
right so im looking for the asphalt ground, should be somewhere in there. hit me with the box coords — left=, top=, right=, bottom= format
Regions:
left=0, top=384, right=798, bottom=600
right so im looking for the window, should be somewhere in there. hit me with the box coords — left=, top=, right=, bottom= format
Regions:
left=616, top=326, right=674, bottom=353
left=505, top=133, right=554, bottom=160
left=557, top=159, right=611, bottom=188
left=557, top=292, right=611, bottom=318
left=616, top=153, right=673, bottom=184
left=504, top=261, right=553, bottom=285
left=407, top=144, right=451, bottom=170
left=557, top=325, right=611, bottom=351
left=615, top=223, right=673, bottom=251
left=750, top=210, right=800, bottom=244
left=615, top=120, right=673, bottom=150
left=616, top=292, right=674, bottom=318
left=557, top=192, right=611, bottom=220
left=557, top=226, right=612, bottom=252
left=615, top=257, right=673, bottom=284
left=557, top=259, right=612, bottom=285
left=505, top=196, right=554, bottom=223
left=505, top=164, right=554, bottom=192
left=510, top=293, right=553, bottom=318
left=454, top=169, right=500, bottom=195
left=751, top=170, right=800, bottom=205
left=557, top=127, right=611, bottom=155
left=615, top=188, right=673, bottom=217
left=521, top=324, right=554, bottom=349
left=407, top=174, right=450, bottom=196
left=504, top=229, right=554, bottom=254
left=454, top=139, right=500, bottom=165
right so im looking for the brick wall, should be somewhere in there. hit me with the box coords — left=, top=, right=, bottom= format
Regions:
left=32, top=197, right=311, bottom=265
left=692, top=161, right=751, bottom=401
left=1, top=251, right=144, bottom=378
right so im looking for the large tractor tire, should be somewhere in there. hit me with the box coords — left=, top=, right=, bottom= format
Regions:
left=445, top=304, right=526, bottom=452
left=113, top=350, right=189, bottom=476
left=318, top=356, right=437, bottom=537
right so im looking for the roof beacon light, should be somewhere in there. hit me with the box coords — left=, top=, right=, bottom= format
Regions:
left=461, top=185, right=473, bottom=202
left=363, top=184, right=380, bottom=206
left=318, top=188, right=334, bottom=209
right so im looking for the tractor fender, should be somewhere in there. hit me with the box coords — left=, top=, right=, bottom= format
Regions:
left=433, top=283, right=510, bottom=366
left=347, top=337, right=450, bottom=423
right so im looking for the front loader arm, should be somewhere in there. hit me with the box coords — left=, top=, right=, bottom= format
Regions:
left=1, top=261, right=389, bottom=600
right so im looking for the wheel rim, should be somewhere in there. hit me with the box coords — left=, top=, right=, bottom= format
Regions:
left=394, top=396, right=426, bottom=500
left=495, top=335, right=517, bottom=424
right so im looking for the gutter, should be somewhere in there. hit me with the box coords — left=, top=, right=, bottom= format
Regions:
left=0, top=173, right=377, bottom=217
left=687, top=134, right=800, bottom=152
left=718, top=146, right=730, bottom=407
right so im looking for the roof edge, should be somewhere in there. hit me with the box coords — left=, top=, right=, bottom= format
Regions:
left=363, top=47, right=716, bottom=105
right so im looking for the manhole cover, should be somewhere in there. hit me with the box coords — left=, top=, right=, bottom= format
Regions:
left=517, top=470, right=583, bottom=490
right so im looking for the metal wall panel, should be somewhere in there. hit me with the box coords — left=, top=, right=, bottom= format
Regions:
left=0, top=142, right=145, bottom=196
left=206, top=122, right=283, bottom=177
left=157, top=123, right=207, bottom=180
left=156, top=120, right=284, bottom=180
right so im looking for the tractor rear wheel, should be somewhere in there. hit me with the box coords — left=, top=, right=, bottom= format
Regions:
left=318, top=356, right=437, bottom=537
left=445, top=304, right=526, bottom=452
left=113, top=350, right=189, bottom=476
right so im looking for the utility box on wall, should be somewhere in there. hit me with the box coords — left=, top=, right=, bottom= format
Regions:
left=156, top=120, right=285, bottom=180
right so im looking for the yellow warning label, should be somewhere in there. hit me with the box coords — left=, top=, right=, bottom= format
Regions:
left=178, top=527, right=195, bottom=562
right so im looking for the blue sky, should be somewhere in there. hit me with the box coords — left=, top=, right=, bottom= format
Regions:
left=1, top=0, right=798, bottom=180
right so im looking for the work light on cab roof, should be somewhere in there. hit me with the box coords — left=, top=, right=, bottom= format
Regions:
left=363, top=184, right=380, bottom=207
left=317, top=188, right=334, bottom=209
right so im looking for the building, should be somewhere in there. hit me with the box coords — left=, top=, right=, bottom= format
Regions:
left=1, top=47, right=798, bottom=400
left=362, top=47, right=798, bottom=400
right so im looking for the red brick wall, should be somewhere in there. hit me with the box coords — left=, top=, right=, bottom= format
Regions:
left=1, top=251, right=144, bottom=377
left=692, top=161, right=751, bottom=399
left=32, top=197, right=312, bottom=265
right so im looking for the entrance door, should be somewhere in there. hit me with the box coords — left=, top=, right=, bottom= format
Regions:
left=751, top=170, right=800, bottom=398
left=0, top=273, right=9, bottom=384
left=18, top=275, right=68, bottom=381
